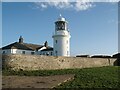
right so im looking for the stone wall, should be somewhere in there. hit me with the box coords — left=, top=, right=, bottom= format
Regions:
left=1, top=54, right=117, bottom=70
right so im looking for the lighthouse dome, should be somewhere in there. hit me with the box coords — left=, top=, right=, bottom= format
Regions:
left=57, top=14, right=65, bottom=21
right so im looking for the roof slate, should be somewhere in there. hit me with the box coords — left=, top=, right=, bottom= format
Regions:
left=2, top=42, right=53, bottom=51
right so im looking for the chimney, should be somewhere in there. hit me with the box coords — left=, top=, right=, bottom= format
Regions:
left=44, top=41, right=48, bottom=47
left=19, top=36, right=23, bottom=43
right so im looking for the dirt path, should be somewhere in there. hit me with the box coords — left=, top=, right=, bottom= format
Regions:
left=2, top=74, right=74, bottom=89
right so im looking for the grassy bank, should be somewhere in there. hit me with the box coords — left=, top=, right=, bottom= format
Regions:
left=2, top=66, right=120, bottom=88
left=56, top=66, right=119, bottom=89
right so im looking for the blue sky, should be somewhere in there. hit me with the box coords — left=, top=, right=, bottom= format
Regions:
left=2, top=2, right=118, bottom=56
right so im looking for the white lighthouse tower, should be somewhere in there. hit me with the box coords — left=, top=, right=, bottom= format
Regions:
left=52, top=14, right=71, bottom=56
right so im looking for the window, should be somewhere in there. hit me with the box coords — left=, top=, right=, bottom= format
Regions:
left=2, top=51, right=5, bottom=54
left=55, top=51, right=57, bottom=53
left=22, top=51, right=25, bottom=54
left=66, top=40, right=68, bottom=44
left=55, top=51, right=57, bottom=56
left=31, top=52, right=34, bottom=55
left=56, top=40, right=57, bottom=43
left=46, top=53, right=49, bottom=56
left=51, top=52, right=53, bottom=55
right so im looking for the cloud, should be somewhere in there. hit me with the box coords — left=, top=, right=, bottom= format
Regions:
left=34, top=0, right=94, bottom=11
left=40, top=3, right=48, bottom=8
left=2, top=0, right=119, bottom=2
left=32, top=0, right=119, bottom=11
left=75, top=0, right=93, bottom=11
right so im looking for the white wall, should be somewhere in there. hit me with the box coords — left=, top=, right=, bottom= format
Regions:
left=1, top=49, right=35, bottom=55
left=11, top=49, right=17, bottom=54
left=0, top=49, right=11, bottom=54
left=53, top=30, right=70, bottom=56
left=39, top=51, right=53, bottom=56
left=0, top=49, right=53, bottom=56
left=16, top=49, right=35, bottom=55
left=37, top=46, right=53, bottom=56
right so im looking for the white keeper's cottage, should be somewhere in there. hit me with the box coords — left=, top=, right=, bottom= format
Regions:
left=0, top=36, right=53, bottom=56
left=0, top=15, right=71, bottom=56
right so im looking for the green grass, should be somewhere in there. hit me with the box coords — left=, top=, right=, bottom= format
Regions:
left=56, top=66, right=119, bottom=89
left=2, top=66, right=120, bottom=88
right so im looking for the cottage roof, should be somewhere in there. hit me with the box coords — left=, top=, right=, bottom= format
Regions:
left=2, top=42, right=53, bottom=51
left=41, top=47, right=53, bottom=51
left=112, top=53, right=120, bottom=58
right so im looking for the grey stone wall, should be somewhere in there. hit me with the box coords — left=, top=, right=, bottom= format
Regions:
left=1, top=54, right=117, bottom=70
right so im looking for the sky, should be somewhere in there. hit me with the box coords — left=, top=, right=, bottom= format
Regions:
left=2, top=1, right=118, bottom=56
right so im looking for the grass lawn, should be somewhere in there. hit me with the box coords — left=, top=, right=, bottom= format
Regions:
left=2, top=66, right=120, bottom=88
